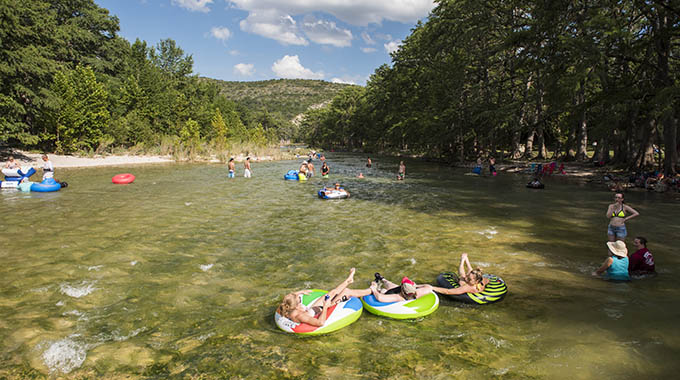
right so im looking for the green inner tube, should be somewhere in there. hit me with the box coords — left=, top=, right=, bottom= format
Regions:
left=436, top=272, right=507, bottom=305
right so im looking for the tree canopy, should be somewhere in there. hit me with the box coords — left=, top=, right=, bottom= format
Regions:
left=303, top=0, right=680, bottom=174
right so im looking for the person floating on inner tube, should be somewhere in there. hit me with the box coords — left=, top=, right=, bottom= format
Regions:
left=324, top=183, right=350, bottom=198
left=370, top=274, right=434, bottom=302
left=276, top=268, right=370, bottom=327
left=4, top=155, right=19, bottom=169
left=431, top=253, right=489, bottom=295
left=526, top=177, right=545, bottom=189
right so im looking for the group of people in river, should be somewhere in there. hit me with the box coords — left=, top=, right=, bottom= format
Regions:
left=3, top=154, right=55, bottom=181
left=592, top=192, right=656, bottom=281
left=227, top=157, right=252, bottom=178
left=277, top=253, right=486, bottom=326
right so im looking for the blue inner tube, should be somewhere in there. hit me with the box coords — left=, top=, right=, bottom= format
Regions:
left=284, top=170, right=299, bottom=181
left=436, top=272, right=507, bottom=305
left=30, top=178, right=61, bottom=192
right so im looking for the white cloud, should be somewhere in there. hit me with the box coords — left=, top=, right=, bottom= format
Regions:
left=331, top=77, right=356, bottom=85
left=172, top=0, right=213, bottom=13
left=234, top=63, right=255, bottom=76
left=239, top=9, right=307, bottom=45
left=229, top=50, right=240, bottom=56
left=360, top=47, right=376, bottom=53
left=272, top=55, right=324, bottom=79
left=384, top=40, right=401, bottom=54
left=210, top=26, right=231, bottom=42
left=228, top=1, right=435, bottom=26
left=361, top=32, right=375, bottom=45
left=301, top=16, right=352, bottom=47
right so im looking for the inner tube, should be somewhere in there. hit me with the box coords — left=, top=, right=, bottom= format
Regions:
left=318, top=188, right=348, bottom=199
left=361, top=292, right=439, bottom=319
left=30, top=178, right=61, bottom=192
left=112, top=173, right=135, bottom=184
left=2, top=166, right=36, bottom=181
left=1, top=180, right=19, bottom=189
left=284, top=170, right=299, bottom=181
left=436, top=272, right=507, bottom=305
left=526, top=182, right=545, bottom=189
left=274, top=289, right=363, bottom=335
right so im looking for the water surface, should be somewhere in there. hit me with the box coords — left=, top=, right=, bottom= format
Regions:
left=1, top=153, right=678, bottom=379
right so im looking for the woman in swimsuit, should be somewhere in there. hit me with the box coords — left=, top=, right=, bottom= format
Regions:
left=431, top=253, right=489, bottom=295
left=606, top=193, right=639, bottom=242
left=370, top=274, right=434, bottom=302
left=277, top=268, right=370, bottom=327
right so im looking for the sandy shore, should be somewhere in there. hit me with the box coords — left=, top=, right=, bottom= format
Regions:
left=5, top=151, right=174, bottom=168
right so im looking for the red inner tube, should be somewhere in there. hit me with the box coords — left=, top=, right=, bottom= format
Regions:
left=112, top=173, right=135, bottom=184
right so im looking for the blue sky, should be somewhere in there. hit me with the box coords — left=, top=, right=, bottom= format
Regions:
left=94, top=0, right=435, bottom=85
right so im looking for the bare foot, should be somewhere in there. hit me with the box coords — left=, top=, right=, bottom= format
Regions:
left=347, top=268, right=356, bottom=284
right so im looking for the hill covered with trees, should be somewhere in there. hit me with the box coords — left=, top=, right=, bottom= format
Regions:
left=204, top=78, right=353, bottom=122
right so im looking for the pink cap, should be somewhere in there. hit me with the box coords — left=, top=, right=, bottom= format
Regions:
left=401, top=277, right=415, bottom=285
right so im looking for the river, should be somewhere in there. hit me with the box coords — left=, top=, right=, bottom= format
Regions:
left=1, top=153, right=678, bottom=379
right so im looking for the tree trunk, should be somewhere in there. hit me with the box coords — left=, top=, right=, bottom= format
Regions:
left=536, top=125, right=547, bottom=159
left=634, top=119, right=656, bottom=169
left=661, top=107, right=678, bottom=176
left=524, top=129, right=535, bottom=159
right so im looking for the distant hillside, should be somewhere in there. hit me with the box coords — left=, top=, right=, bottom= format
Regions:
left=202, top=78, right=355, bottom=121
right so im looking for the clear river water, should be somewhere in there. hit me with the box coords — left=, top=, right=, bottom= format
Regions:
left=1, top=153, right=679, bottom=379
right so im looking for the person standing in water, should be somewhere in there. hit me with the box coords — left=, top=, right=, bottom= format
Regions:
left=321, top=162, right=330, bottom=178
left=606, top=193, right=639, bottom=241
left=227, top=158, right=235, bottom=178
left=489, top=156, right=496, bottom=175
left=366, top=157, right=372, bottom=168
left=307, top=159, right=315, bottom=178
left=397, top=161, right=405, bottom=180
left=244, top=157, right=252, bottom=178
left=41, top=154, right=54, bottom=180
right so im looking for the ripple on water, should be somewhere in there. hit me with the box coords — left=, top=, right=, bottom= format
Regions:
left=41, top=338, right=87, bottom=374
left=59, top=281, right=97, bottom=298
left=200, top=264, right=214, bottom=272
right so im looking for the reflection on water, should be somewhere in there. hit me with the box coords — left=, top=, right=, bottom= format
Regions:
left=0, top=154, right=679, bottom=378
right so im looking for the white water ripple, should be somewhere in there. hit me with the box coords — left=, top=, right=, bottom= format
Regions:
left=59, top=281, right=97, bottom=298
left=42, top=338, right=87, bottom=374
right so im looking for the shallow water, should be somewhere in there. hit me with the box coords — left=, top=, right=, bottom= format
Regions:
left=1, top=153, right=679, bottom=379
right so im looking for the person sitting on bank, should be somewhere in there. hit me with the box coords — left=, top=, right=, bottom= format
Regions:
left=592, top=240, right=631, bottom=281
left=370, top=274, right=434, bottom=302
left=431, top=253, right=489, bottom=295
left=629, top=236, right=655, bottom=276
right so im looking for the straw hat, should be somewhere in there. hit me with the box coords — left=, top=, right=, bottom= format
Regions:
left=606, top=241, right=628, bottom=257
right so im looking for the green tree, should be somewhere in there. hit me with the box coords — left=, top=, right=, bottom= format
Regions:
left=50, top=64, right=110, bottom=153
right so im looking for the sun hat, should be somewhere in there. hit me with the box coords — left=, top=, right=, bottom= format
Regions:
left=606, top=241, right=628, bottom=257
